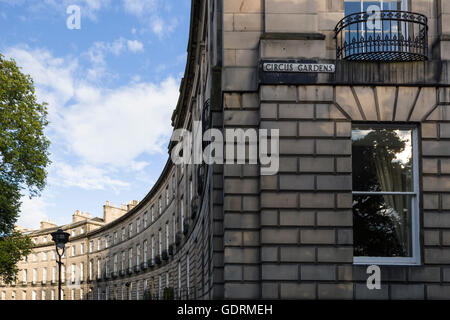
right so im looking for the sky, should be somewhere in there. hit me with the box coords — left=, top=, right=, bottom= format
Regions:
left=0, top=0, right=191, bottom=229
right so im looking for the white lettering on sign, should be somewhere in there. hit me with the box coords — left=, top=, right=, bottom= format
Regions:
left=263, top=63, right=336, bottom=73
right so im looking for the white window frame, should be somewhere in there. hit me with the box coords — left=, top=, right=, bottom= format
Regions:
left=143, top=240, right=148, bottom=263
left=128, top=248, right=133, bottom=269
left=136, top=245, right=141, bottom=266
left=97, top=259, right=101, bottom=278
left=33, top=268, right=37, bottom=284
left=181, top=197, right=185, bottom=233
left=80, top=262, right=84, bottom=281
left=144, top=212, right=148, bottom=228
left=151, top=236, right=155, bottom=264
left=89, top=260, right=93, bottom=280
left=165, top=222, right=170, bottom=250
left=136, top=281, right=140, bottom=300
left=42, top=268, right=47, bottom=284
left=158, top=230, right=162, bottom=255
left=352, top=125, right=421, bottom=266
left=71, top=264, right=76, bottom=283
left=166, top=187, right=169, bottom=206
left=52, top=267, right=56, bottom=283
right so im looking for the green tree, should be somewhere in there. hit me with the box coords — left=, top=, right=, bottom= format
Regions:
left=0, top=231, right=32, bottom=284
left=0, top=54, right=51, bottom=284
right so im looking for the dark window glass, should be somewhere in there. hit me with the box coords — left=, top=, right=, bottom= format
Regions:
left=353, top=194, right=413, bottom=257
left=352, top=126, right=416, bottom=258
left=352, top=128, right=413, bottom=192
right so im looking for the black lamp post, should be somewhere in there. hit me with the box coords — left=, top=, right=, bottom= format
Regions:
left=51, top=228, right=70, bottom=300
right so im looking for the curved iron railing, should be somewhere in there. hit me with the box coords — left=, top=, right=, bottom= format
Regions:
left=335, top=10, right=428, bottom=62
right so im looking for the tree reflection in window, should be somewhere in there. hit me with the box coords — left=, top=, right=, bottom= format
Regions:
left=352, top=127, right=414, bottom=258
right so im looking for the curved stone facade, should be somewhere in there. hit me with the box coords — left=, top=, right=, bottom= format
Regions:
left=1, top=0, right=218, bottom=301
left=3, top=0, right=450, bottom=300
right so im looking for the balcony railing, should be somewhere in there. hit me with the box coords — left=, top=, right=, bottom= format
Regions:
left=335, top=10, right=428, bottom=62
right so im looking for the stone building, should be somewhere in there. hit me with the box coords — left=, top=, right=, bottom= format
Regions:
left=2, top=0, right=450, bottom=300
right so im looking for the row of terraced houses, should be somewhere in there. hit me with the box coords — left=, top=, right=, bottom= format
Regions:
left=2, top=0, right=450, bottom=300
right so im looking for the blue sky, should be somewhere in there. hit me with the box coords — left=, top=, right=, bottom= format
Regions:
left=0, top=0, right=191, bottom=229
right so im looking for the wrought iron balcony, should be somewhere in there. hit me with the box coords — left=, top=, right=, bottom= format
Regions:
left=335, top=10, right=428, bottom=62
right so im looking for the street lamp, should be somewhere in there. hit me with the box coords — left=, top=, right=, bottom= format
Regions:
left=51, top=228, right=70, bottom=300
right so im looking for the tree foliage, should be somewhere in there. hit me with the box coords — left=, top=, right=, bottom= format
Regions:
left=0, top=53, right=51, bottom=199
left=0, top=54, right=51, bottom=283
left=0, top=232, right=32, bottom=284
left=352, top=129, right=411, bottom=257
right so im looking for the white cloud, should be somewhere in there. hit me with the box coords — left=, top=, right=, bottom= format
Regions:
left=0, top=0, right=111, bottom=21
left=43, top=0, right=111, bottom=21
left=17, top=196, right=51, bottom=230
left=152, top=17, right=164, bottom=36
left=83, top=37, right=144, bottom=81
left=130, top=161, right=150, bottom=171
left=60, top=77, right=177, bottom=166
left=123, top=0, right=178, bottom=37
left=50, top=163, right=130, bottom=192
left=123, top=0, right=157, bottom=16
left=4, top=46, right=77, bottom=121
left=86, top=37, right=144, bottom=65
left=4, top=47, right=180, bottom=192
left=127, top=39, right=144, bottom=52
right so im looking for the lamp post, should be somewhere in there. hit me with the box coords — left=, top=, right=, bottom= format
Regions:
left=51, top=228, right=70, bottom=300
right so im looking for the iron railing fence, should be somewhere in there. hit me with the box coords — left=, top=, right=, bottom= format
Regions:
left=335, top=10, right=428, bottom=62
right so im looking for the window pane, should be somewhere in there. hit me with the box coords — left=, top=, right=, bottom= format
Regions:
left=345, top=1, right=362, bottom=16
left=352, top=127, right=413, bottom=192
left=353, top=194, right=413, bottom=257
left=383, top=0, right=402, bottom=11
